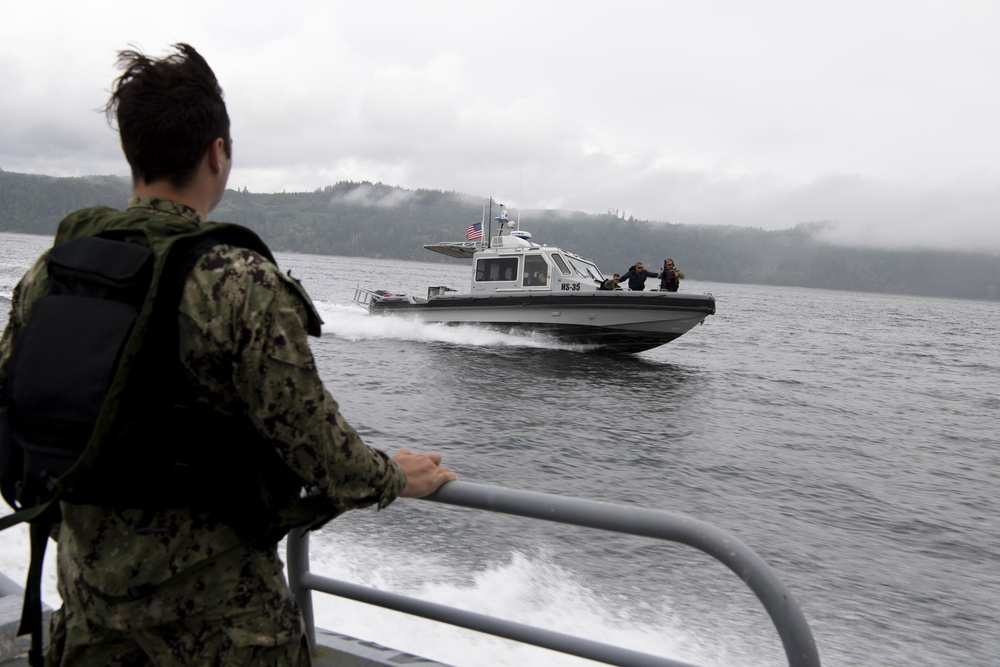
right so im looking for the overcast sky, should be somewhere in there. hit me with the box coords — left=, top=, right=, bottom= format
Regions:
left=2, top=1, right=998, bottom=253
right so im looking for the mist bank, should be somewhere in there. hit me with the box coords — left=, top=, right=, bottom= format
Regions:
left=1, top=170, right=997, bottom=301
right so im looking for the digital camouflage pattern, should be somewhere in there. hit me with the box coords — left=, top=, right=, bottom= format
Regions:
left=0, top=197, right=407, bottom=666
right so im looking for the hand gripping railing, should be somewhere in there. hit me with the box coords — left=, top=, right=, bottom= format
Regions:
left=287, top=481, right=821, bottom=667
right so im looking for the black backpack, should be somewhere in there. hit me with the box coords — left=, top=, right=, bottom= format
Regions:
left=1, top=236, right=154, bottom=516
left=0, top=235, right=156, bottom=665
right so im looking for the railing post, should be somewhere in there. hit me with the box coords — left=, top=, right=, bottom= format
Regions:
left=286, top=527, right=316, bottom=652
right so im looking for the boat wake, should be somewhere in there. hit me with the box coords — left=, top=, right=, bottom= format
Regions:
left=315, top=302, right=596, bottom=352
left=306, top=529, right=747, bottom=667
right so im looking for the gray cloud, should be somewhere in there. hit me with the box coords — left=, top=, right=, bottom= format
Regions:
left=2, top=0, right=998, bottom=253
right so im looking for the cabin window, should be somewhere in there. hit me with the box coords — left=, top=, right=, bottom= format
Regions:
left=476, top=257, right=519, bottom=282
left=523, top=255, right=549, bottom=286
left=551, top=254, right=571, bottom=275
left=568, top=257, right=601, bottom=280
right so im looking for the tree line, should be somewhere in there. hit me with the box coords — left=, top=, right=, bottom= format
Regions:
left=1, top=169, right=997, bottom=301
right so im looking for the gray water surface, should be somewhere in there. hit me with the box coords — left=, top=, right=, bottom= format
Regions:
left=2, top=232, right=998, bottom=666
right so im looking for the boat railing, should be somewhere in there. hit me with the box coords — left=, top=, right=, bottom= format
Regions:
left=286, top=480, right=821, bottom=667
left=352, top=287, right=392, bottom=310
left=351, top=287, right=375, bottom=309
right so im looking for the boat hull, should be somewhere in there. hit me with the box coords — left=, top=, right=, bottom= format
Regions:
left=368, top=291, right=715, bottom=354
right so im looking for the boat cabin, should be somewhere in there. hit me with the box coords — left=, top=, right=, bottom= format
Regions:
left=425, top=232, right=608, bottom=295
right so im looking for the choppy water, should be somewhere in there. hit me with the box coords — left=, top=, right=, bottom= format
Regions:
left=2, top=230, right=998, bottom=666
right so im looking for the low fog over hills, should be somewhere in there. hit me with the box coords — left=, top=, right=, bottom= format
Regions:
left=1, top=171, right=997, bottom=301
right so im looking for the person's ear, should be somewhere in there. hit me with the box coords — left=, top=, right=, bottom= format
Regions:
left=207, top=137, right=227, bottom=175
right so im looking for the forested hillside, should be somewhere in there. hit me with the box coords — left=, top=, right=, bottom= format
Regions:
left=2, top=169, right=997, bottom=301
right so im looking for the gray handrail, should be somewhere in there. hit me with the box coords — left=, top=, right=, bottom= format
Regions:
left=287, top=480, right=821, bottom=667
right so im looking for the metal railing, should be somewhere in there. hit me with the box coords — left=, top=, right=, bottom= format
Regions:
left=286, top=481, right=821, bottom=667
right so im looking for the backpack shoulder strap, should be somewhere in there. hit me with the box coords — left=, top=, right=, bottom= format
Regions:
left=18, top=522, right=51, bottom=666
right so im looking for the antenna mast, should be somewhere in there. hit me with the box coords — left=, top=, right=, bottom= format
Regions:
left=517, top=172, right=522, bottom=230
left=480, top=198, right=487, bottom=247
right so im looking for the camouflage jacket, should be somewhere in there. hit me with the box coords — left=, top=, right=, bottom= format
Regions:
left=0, top=197, right=406, bottom=639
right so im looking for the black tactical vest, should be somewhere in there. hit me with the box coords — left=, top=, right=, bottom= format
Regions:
left=1, top=206, right=334, bottom=542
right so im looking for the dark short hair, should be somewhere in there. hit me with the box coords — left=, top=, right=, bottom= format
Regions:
left=104, top=43, right=230, bottom=188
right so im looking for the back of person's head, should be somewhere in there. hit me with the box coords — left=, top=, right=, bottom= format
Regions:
left=104, top=43, right=230, bottom=189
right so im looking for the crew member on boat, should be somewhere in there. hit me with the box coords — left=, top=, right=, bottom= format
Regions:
left=618, top=261, right=660, bottom=291
left=598, top=273, right=622, bottom=290
left=660, top=258, right=685, bottom=292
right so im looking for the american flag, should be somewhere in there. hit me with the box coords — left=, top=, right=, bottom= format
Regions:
left=466, top=222, right=483, bottom=240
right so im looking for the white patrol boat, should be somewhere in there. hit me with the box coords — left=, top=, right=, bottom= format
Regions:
left=352, top=217, right=716, bottom=354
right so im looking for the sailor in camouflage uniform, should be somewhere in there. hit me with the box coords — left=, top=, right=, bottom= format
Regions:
left=0, top=44, right=455, bottom=666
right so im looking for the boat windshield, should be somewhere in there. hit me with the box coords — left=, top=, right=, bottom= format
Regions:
left=567, top=257, right=603, bottom=281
